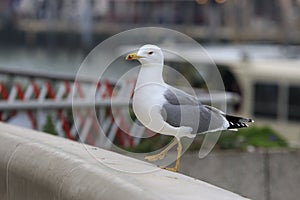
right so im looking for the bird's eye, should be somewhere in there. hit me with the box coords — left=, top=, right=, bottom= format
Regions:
left=148, top=51, right=153, bottom=55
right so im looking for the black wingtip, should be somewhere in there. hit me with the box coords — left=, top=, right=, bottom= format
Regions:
left=228, top=121, right=249, bottom=129
left=225, top=115, right=254, bottom=130
left=239, top=118, right=254, bottom=123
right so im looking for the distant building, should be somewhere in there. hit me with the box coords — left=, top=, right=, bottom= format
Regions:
left=1, top=0, right=300, bottom=46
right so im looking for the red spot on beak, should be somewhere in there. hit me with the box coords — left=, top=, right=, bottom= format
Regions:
left=126, top=53, right=140, bottom=60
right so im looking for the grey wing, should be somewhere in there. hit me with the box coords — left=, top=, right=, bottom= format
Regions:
left=164, top=85, right=202, bottom=106
left=161, top=103, right=228, bottom=134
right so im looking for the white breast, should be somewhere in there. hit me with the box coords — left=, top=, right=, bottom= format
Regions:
left=133, top=83, right=167, bottom=132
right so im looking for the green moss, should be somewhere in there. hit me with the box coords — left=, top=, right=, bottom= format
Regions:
left=43, top=114, right=58, bottom=136
left=217, top=126, right=288, bottom=150
left=125, top=125, right=288, bottom=152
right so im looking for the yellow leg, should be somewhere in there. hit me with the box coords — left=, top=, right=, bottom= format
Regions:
left=164, top=140, right=182, bottom=172
left=145, top=139, right=178, bottom=161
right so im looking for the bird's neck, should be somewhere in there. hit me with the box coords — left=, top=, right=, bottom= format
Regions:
left=135, top=63, right=165, bottom=90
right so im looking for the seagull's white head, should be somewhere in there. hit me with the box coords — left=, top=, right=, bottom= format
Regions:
left=126, top=44, right=163, bottom=65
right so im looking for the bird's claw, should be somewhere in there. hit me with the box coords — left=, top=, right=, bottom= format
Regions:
left=160, top=166, right=179, bottom=172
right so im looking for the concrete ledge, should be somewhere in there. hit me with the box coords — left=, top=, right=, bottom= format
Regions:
left=0, top=122, right=248, bottom=200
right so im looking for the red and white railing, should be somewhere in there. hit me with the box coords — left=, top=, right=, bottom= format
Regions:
left=0, top=66, right=145, bottom=149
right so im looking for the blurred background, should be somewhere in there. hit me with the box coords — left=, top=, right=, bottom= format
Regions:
left=0, top=0, right=300, bottom=199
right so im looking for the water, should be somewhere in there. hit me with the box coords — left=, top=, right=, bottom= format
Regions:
left=0, top=46, right=85, bottom=75
left=0, top=45, right=135, bottom=81
left=1, top=44, right=298, bottom=81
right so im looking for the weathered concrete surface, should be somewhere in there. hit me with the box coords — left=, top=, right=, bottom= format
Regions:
left=181, top=152, right=265, bottom=200
left=269, top=150, right=300, bottom=200
left=180, top=150, right=300, bottom=200
left=0, top=122, right=248, bottom=200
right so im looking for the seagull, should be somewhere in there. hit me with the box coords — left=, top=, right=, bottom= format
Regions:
left=126, top=44, right=253, bottom=172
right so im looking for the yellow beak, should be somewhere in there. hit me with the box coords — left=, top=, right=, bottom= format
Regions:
left=126, top=53, right=142, bottom=60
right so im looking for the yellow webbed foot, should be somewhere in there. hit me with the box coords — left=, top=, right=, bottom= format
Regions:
left=144, top=152, right=167, bottom=161
left=161, top=166, right=179, bottom=172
